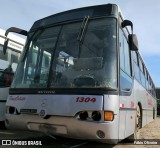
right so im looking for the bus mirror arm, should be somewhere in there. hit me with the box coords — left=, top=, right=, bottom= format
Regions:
left=5, top=27, right=28, bottom=37
left=122, top=20, right=138, bottom=51
left=3, top=38, right=9, bottom=54
left=3, top=27, right=28, bottom=55
left=121, top=20, right=133, bottom=34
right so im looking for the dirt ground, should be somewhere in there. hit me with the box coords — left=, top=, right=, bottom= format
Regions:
left=115, top=116, right=160, bottom=148
left=1, top=117, right=160, bottom=148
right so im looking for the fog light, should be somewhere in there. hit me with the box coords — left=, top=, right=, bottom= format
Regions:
left=5, top=119, right=9, bottom=126
left=97, top=130, right=105, bottom=139
left=104, top=111, right=114, bottom=121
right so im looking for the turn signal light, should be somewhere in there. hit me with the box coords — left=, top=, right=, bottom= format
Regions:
left=104, top=111, right=114, bottom=121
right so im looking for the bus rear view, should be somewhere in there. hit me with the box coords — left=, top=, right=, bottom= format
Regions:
left=5, top=4, right=156, bottom=144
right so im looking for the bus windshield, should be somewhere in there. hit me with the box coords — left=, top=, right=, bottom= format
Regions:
left=12, top=18, right=117, bottom=89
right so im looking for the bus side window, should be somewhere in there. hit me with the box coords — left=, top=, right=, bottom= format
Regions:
left=145, top=70, right=149, bottom=90
left=119, top=29, right=132, bottom=93
left=139, top=59, right=145, bottom=88
left=133, top=52, right=141, bottom=82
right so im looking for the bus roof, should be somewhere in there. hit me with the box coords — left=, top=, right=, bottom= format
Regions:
left=30, top=4, right=124, bottom=32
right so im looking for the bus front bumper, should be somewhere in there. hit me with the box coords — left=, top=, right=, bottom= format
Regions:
left=5, top=114, right=119, bottom=144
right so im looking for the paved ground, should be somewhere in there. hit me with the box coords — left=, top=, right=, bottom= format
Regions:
left=0, top=117, right=160, bottom=148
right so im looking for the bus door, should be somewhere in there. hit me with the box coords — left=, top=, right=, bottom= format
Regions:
left=119, top=28, right=135, bottom=139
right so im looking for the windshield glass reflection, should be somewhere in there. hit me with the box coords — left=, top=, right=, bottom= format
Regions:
left=12, top=18, right=117, bottom=89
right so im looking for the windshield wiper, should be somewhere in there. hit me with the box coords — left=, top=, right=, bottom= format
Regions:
left=102, top=87, right=117, bottom=91
left=77, top=16, right=90, bottom=42
left=77, top=16, right=90, bottom=57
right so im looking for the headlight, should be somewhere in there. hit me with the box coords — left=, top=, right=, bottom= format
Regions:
left=6, top=106, right=20, bottom=115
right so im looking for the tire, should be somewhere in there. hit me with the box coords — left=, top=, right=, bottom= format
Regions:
left=127, top=105, right=141, bottom=141
left=0, top=121, right=6, bottom=130
left=153, top=108, right=156, bottom=119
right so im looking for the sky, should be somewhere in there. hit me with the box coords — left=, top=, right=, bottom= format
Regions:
left=0, top=0, right=160, bottom=87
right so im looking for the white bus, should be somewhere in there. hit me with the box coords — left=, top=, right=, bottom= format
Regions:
left=4, top=4, right=157, bottom=143
left=0, top=28, right=25, bottom=128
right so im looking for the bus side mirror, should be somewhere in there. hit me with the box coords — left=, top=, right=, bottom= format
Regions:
left=3, top=38, right=9, bottom=54
left=128, top=34, right=138, bottom=51
left=3, top=27, right=28, bottom=55
left=122, top=20, right=138, bottom=51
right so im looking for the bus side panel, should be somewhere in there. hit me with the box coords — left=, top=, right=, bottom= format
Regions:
left=146, top=93, right=154, bottom=124
left=119, top=90, right=136, bottom=139
left=124, top=110, right=136, bottom=138
left=133, top=80, right=147, bottom=128
left=0, top=87, right=9, bottom=121
left=134, top=79, right=155, bottom=127
left=103, top=95, right=119, bottom=140
left=118, top=110, right=126, bottom=140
